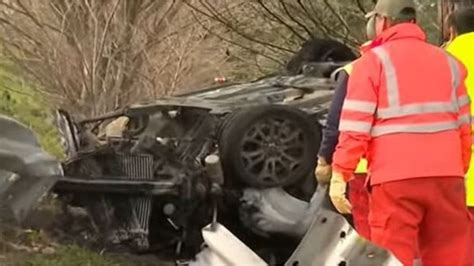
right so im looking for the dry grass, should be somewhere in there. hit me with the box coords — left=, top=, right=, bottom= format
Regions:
left=0, top=230, right=171, bottom=266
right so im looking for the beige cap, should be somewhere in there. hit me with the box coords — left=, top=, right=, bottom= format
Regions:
left=365, top=0, right=416, bottom=19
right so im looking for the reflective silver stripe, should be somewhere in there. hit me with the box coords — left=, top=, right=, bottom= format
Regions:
left=372, top=115, right=470, bottom=137
left=377, top=97, right=469, bottom=119
left=447, top=54, right=461, bottom=113
left=459, top=113, right=471, bottom=125
left=372, top=122, right=457, bottom=136
left=459, top=95, right=471, bottom=107
left=446, top=54, right=461, bottom=90
left=342, top=100, right=376, bottom=113
left=373, top=47, right=399, bottom=107
left=372, top=48, right=467, bottom=119
left=339, top=120, right=372, bottom=133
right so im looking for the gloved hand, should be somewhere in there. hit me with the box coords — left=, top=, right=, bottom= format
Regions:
left=329, top=171, right=352, bottom=214
left=315, top=156, right=332, bottom=184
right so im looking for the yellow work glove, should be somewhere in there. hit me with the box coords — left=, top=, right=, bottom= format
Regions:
left=329, top=171, right=352, bottom=214
left=315, top=156, right=332, bottom=184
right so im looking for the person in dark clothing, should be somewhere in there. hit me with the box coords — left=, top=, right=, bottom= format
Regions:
left=316, top=15, right=375, bottom=177
left=318, top=70, right=350, bottom=164
left=315, top=39, right=373, bottom=178
left=314, top=16, right=376, bottom=240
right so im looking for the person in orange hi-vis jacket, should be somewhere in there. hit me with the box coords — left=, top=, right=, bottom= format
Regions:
left=330, top=0, right=473, bottom=265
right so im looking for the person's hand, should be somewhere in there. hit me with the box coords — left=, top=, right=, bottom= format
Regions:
left=315, top=157, right=332, bottom=184
left=329, top=171, right=352, bottom=214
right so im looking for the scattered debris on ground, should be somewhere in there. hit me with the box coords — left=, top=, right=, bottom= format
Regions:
left=0, top=197, right=170, bottom=266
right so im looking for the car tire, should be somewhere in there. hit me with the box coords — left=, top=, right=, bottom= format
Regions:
left=219, top=105, right=322, bottom=188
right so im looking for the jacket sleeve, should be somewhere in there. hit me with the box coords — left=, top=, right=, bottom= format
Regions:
left=318, top=71, right=349, bottom=163
left=331, top=54, right=379, bottom=180
left=456, top=62, right=472, bottom=173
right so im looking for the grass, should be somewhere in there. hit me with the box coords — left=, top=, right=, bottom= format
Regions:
left=0, top=66, right=63, bottom=158
left=17, top=246, right=170, bottom=266
left=1, top=246, right=168, bottom=266
left=2, top=246, right=123, bottom=266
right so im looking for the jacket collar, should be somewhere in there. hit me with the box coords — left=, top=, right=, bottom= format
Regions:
left=371, top=23, right=426, bottom=48
left=359, top=41, right=373, bottom=55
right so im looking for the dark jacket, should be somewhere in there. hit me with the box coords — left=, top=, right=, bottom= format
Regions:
left=318, top=70, right=348, bottom=163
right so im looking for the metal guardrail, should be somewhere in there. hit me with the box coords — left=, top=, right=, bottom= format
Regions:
left=0, top=115, right=62, bottom=225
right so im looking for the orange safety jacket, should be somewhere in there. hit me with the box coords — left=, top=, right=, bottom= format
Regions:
left=332, top=23, right=471, bottom=185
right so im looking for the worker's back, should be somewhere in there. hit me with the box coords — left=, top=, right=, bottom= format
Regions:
left=348, top=23, right=468, bottom=185
left=332, top=2, right=472, bottom=265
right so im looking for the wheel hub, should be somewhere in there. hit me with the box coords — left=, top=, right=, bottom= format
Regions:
left=240, top=117, right=305, bottom=187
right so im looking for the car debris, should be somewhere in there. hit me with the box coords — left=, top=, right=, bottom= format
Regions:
left=52, top=72, right=340, bottom=259
left=189, top=186, right=401, bottom=266
left=0, top=114, right=62, bottom=225
left=190, top=223, right=267, bottom=266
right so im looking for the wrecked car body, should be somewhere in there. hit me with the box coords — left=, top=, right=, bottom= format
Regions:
left=52, top=73, right=336, bottom=260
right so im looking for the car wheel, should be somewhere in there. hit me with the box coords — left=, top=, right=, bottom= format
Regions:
left=219, top=105, right=322, bottom=188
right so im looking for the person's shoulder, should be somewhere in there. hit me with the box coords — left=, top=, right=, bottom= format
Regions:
left=351, top=49, right=381, bottom=72
left=421, top=43, right=469, bottom=77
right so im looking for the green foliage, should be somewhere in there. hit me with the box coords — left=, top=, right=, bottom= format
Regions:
left=0, top=71, right=64, bottom=159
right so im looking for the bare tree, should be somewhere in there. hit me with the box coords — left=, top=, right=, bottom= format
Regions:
left=0, top=0, right=232, bottom=117
left=184, top=0, right=373, bottom=75
left=438, top=0, right=474, bottom=42
left=0, top=0, right=442, bottom=117
left=185, top=0, right=440, bottom=79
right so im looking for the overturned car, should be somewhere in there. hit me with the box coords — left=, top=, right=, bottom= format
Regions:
left=25, top=39, right=396, bottom=264
left=53, top=75, right=333, bottom=260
